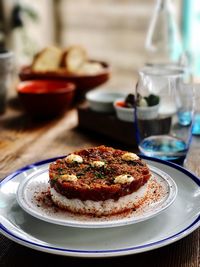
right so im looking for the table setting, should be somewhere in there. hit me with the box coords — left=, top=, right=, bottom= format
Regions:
left=0, top=0, right=200, bottom=262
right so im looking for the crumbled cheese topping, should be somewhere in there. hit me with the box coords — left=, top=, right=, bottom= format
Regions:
left=91, top=161, right=105, bottom=168
left=114, top=174, right=134, bottom=184
left=59, top=174, right=78, bottom=182
left=65, top=154, right=83, bottom=164
left=122, top=152, right=139, bottom=161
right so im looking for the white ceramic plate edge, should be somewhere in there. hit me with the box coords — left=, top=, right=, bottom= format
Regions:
left=1, top=218, right=200, bottom=258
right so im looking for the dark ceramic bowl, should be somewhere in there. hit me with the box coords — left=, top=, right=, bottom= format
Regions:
left=19, top=60, right=111, bottom=101
left=17, top=80, right=76, bottom=118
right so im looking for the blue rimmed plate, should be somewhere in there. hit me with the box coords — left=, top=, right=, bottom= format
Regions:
left=0, top=156, right=199, bottom=257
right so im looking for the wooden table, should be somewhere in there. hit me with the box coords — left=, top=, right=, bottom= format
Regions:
left=0, top=100, right=199, bottom=267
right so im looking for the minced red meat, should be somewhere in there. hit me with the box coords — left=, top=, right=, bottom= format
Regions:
left=49, top=146, right=151, bottom=201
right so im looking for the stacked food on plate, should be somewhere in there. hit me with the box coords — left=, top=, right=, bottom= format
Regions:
left=49, top=145, right=151, bottom=216
left=16, top=144, right=177, bottom=228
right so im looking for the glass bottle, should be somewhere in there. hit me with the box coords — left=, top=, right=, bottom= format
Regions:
left=145, top=0, right=183, bottom=65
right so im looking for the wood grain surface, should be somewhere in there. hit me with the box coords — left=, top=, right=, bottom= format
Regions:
left=0, top=101, right=199, bottom=267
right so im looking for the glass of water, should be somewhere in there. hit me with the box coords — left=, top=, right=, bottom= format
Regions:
left=0, top=50, right=14, bottom=114
left=135, top=66, right=194, bottom=161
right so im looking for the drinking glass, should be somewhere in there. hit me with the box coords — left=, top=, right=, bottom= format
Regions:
left=135, top=66, right=194, bottom=161
left=0, top=50, right=14, bottom=114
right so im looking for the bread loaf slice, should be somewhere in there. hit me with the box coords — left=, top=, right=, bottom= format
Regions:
left=32, top=46, right=63, bottom=72
left=61, top=46, right=87, bottom=73
left=77, top=62, right=103, bottom=75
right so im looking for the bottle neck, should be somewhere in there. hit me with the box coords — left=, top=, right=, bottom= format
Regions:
left=145, top=0, right=182, bottom=65
left=156, top=0, right=171, bottom=10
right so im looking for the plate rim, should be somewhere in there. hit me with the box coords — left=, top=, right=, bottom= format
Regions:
left=0, top=155, right=200, bottom=257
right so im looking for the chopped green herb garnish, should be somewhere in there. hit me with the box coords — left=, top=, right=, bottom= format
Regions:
left=86, top=166, right=91, bottom=171
left=53, top=176, right=59, bottom=181
left=130, top=161, right=137, bottom=166
left=57, top=168, right=63, bottom=174
left=77, top=173, right=84, bottom=177
left=50, top=177, right=59, bottom=186
left=95, top=172, right=104, bottom=179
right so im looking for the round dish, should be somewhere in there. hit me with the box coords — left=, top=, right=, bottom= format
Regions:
left=86, top=91, right=125, bottom=113
left=19, top=61, right=110, bottom=100
left=0, top=156, right=199, bottom=257
left=16, top=163, right=176, bottom=228
left=114, top=99, right=135, bottom=122
left=17, top=80, right=75, bottom=118
left=48, top=146, right=152, bottom=216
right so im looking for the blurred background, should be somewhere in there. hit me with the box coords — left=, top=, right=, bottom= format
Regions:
left=0, top=0, right=199, bottom=88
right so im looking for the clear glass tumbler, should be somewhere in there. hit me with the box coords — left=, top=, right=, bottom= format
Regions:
left=0, top=50, right=14, bottom=114
left=135, top=66, right=194, bottom=161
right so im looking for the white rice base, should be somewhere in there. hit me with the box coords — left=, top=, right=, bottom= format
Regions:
left=50, top=182, right=149, bottom=216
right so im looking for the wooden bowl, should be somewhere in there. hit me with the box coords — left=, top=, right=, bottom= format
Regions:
left=19, top=61, right=111, bottom=101
left=17, top=80, right=76, bottom=118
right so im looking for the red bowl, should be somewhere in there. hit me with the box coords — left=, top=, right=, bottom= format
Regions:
left=19, top=60, right=111, bottom=101
left=17, top=80, right=76, bottom=118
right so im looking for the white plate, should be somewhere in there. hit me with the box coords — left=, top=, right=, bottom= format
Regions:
left=16, top=165, right=177, bottom=228
left=0, top=156, right=199, bottom=257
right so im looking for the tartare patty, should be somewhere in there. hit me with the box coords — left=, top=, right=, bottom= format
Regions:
left=49, top=146, right=151, bottom=215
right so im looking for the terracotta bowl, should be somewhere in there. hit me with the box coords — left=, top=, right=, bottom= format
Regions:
left=17, top=80, right=76, bottom=118
left=19, top=60, right=111, bottom=101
